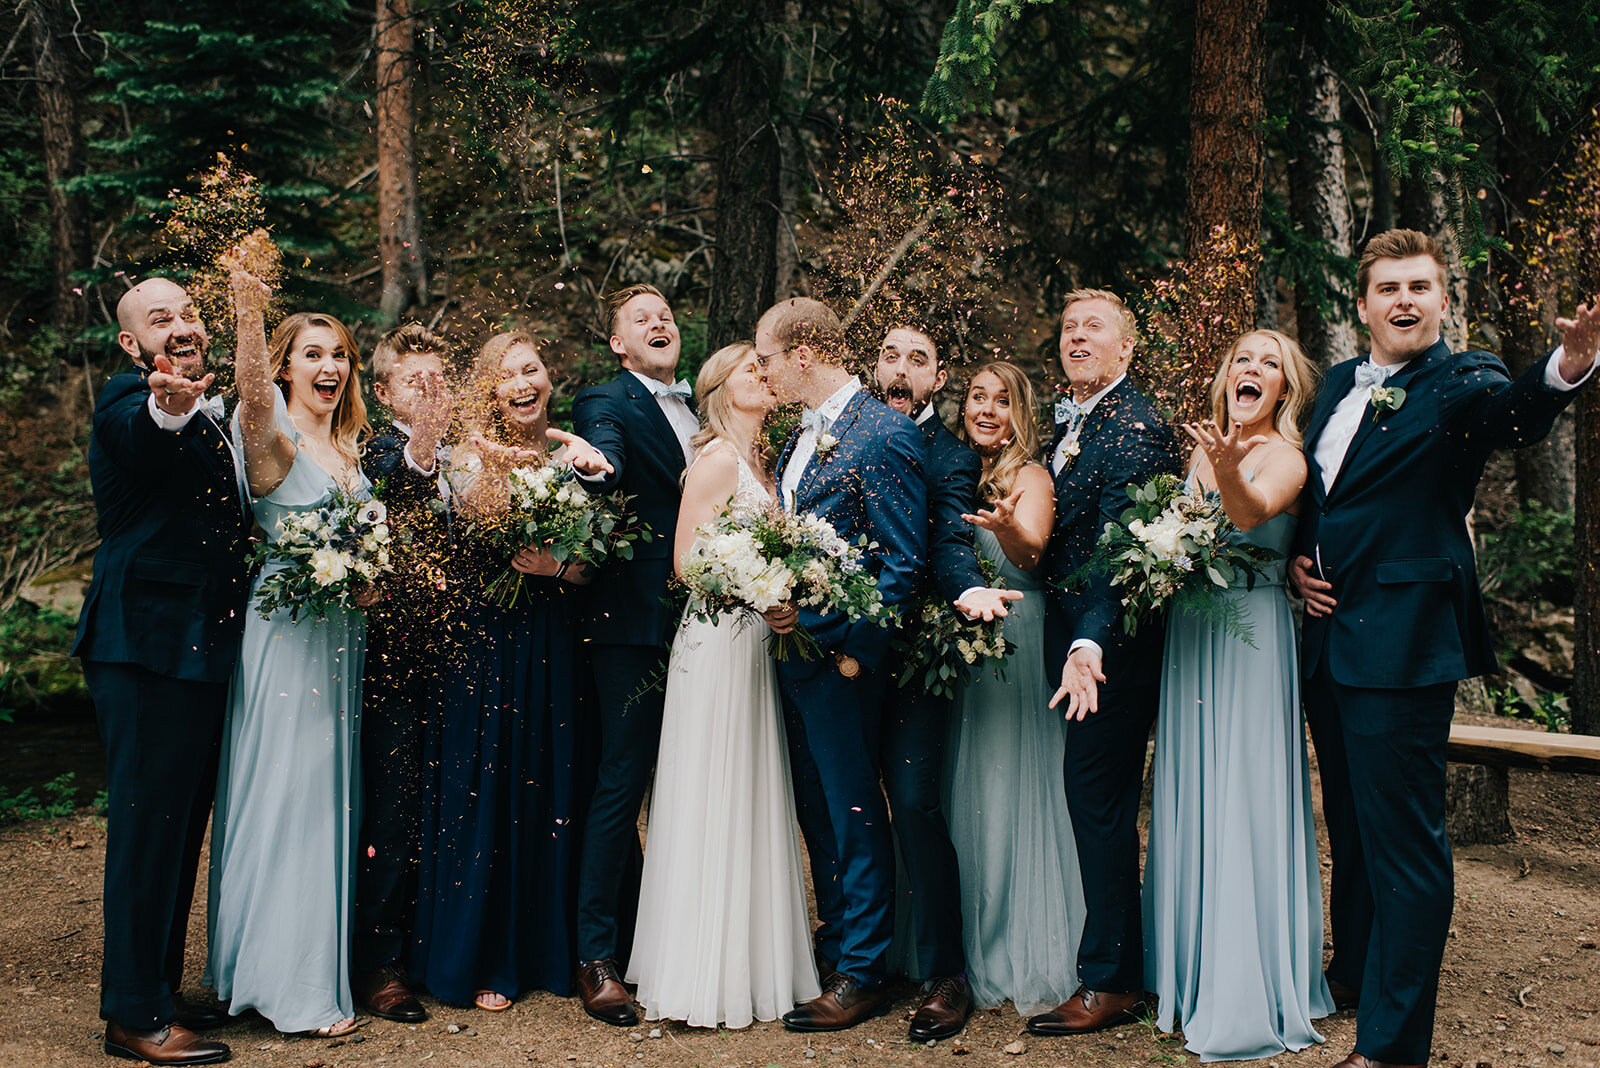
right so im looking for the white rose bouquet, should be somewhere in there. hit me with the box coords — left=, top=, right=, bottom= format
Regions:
left=1086, top=473, right=1278, bottom=644
left=252, top=491, right=394, bottom=621
left=679, top=504, right=890, bottom=661
left=475, top=461, right=650, bottom=608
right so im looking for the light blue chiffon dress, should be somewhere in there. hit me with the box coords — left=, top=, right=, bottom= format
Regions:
left=942, top=526, right=1085, bottom=1015
left=205, top=395, right=366, bottom=1033
left=1141, top=479, right=1333, bottom=1061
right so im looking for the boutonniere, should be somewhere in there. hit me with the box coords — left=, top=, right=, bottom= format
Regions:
left=816, top=432, right=839, bottom=459
left=1059, top=438, right=1081, bottom=471
left=1368, top=385, right=1406, bottom=421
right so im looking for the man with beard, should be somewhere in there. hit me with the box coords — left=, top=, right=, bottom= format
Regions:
left=871, top=324, right=1019, bottom=1040
left=73, top=278, right=249, bottom=1065
left=571, top=284, right=699, bottom=1026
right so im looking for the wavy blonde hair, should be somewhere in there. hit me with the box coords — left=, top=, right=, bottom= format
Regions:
left=456, top=330, right=543, bottom=445
left=956, top=361, right=1042, bottom=504
left=689, top=341, right=764, bottom=461
left=1206, top=329, right=1317, bottom=447
left=268, top=312, right=370, bottom=462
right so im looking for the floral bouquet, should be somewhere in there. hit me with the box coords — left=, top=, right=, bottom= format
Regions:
left=474, top=461, right=650, bottom=608
left=679, top=505, right=891, bottom=661
left=252, top=491, right=394, bottom=621
left=1087, top=473, right=1279, bottom=644
left=893, top=556, right=1009, bottom=700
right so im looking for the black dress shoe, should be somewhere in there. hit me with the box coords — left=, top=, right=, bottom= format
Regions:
left=105, top=1022, right=230, bottom=1065
left=907, top=975, right=972, bottom=1040
left=173, top=996, right=230, bottom=1032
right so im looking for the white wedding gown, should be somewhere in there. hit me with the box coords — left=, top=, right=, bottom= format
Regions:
left=625, top=440, right=821, bottom=1028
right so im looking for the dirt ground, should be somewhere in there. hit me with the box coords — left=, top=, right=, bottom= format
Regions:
left=1, top=730, right=1597, bottom=1068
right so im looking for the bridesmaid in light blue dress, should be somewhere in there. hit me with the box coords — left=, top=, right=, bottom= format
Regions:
left=206, top=271, right=375, bottom=1037
left=1142, top=330, right=1333, bottom=1062
left=944, top=362, right=1086, bottom=1016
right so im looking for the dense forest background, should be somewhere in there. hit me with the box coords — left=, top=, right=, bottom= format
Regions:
left=2, top=0, right=1599, bottom=788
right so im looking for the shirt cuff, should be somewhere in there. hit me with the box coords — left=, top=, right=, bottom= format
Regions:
left=575, top=467, right=607, bottom=483
left=1544, top=345, right=1595, bottom=390
left=954, top=586, right=987, bottom=620
left=1068, top=637, right=1103, bottom=661
left=146, top=391, right=200, bottom=430
left=402, top=442, right=437, bottom=476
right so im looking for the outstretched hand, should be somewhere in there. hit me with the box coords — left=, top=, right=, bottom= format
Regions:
left=148, top=354, right=215, bottom=417
left=1049, top=646, right=1106, bottom=721
left=547, top=427, right=615, bottom=476
left=954, top=586, right=1024, bottom=621
left=1182, top=420, right=1269, bottom=475
left=1556, top=301, right=1600, bottom=382
left=224, top=250, right=272, bottom=319
left=470, top=433, right=545, bottom=471
left=962, top=487, right=1024, bottom=533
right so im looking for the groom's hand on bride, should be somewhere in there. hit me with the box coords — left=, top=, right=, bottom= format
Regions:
left=954, top=586, right=1023, bottom=621
left=762, top=603, right=798, bottom=634
left=1050, top=646, right=1105, bottom=720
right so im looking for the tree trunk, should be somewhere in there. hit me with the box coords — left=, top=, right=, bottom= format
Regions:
left=1445, top=764, right=1514, bottom=845
left=1288, top=36, right=1359, bottom=370
left=28, top=0, right=89, bottom=340
left=1184, top=0, right=1267, bottom=343
left=376, top=0, right=427, bottom=321
left=705, top=20, right=780, bottom=352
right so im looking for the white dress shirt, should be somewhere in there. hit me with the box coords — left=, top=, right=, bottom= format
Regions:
left=1051, top=373, right=1126, bottom=475
left=781, top=377, right=860, bottom=510
left=1315, top=345, right=1590, bottom=494
left=631, top=369, right=699, bottom=468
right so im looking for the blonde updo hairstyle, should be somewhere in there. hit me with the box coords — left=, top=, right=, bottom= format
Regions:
left=956, top=360, right=1043, bottom=504
left=268, top=312, right=370, bottom=462
left=1206, top=329, right=1317, bottom=447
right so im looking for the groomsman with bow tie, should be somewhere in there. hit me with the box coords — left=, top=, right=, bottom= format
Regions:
left=351, top=322, right=455, bottom=1025
left=756, top=298, right=928, bottom=1032
left=73, top=278, right=249, bottom=1065
left=571, top=284, right=700, bottom=1026
left=1027, top=289, right=1180, bottom=1039
left=1287, top=229, right=1600, bottom=1068
left=871, top=323, right=1019, bottom=1040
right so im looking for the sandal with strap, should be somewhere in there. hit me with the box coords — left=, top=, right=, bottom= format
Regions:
left=474, top=990, right=512, bottom=1012
left=303, top=1017, right=358, bottom=1038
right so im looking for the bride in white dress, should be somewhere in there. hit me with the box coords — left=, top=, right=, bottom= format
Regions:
left=625, top=342, right=821, bottom=1028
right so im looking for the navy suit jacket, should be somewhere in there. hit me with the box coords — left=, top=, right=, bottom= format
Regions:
left=1041, top=379, right=1182, bottom=683
left=778, top=390, right=928, bottom=671
left=1295, top=339, right=1580, bottom=688
left=364, top=425, right=446, bottom=513
left=572, top=371, right=693, bottom=648
left=73, top=366, right=251, bottom=685
left=920, top=415, right=987, bottom=602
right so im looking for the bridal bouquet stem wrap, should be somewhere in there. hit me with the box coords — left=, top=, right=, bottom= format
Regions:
left=679, top=504, right=890, bottom=661
left=1088, top=473, right=1279, bottom=644
left=475, top=461, right=650, bottom=608
left=252, top=490, right=394, bottom=621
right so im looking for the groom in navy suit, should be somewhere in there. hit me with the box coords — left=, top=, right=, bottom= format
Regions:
left=755, top=298, right=927, bottom=1032
left=571, top=283, right=699, bottom=1026
left=73, top=278, right=249, bottom=1066
left=1027, top=289, right=1179, bottom=1038
left=1287, top=229, right=1600, bottom=1068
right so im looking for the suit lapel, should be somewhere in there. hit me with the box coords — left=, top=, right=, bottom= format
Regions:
left=795, top=390, right=869, bottom=509
left=1325, top=340, right=1447, bottom=500
left=622, top=373, right=689, bottom=472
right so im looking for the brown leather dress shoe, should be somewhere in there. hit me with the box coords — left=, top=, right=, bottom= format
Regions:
left=354, top=964, right=428, bottom=1023
left=907, top=975, right=972, bottom=1041
left=1325, top=976, right=1360, bottom=1012
left=1025, top=987, right=1143, bottom=1036
left=576, top=959, right=639, bottom=1027
left=104, top=1022, right=230, bottom=1065
left=172, top=995, right=229, bottom=1032
left=1330, top=1052, right=1423, bottom=1068
left=781, top=973, right=890, bottom=1032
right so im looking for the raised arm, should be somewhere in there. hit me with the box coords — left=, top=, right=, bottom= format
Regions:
left=962, top=462, right=1055, bottom=570
left=227, top=267, right=296, bottom=497
left=1181, top=425, right=1306, bottom=531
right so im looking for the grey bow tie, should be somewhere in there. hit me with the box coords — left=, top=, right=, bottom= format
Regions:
left=648, top=379, right=693, bottom=401
left=1353, top=360, right=1394, bottom=390
left=800, top=408, right=833, bottom=434
left=1054, top=396, right=1088, bottom=432
left=202, top=395, right=226, bottom=421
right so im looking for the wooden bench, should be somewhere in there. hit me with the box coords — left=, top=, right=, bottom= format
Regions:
left=1445, top=725, right=1600, bottom=844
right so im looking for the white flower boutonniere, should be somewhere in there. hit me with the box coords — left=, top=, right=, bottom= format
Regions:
left=1060, top=438, right=1082, bottom=470
left=816, top=432, right=840, bottom=460
left=1368, top=385, right=1407, bottom=422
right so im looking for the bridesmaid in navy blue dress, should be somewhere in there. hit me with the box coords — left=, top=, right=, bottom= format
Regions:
left=409, top=331, right=613, bottom=1011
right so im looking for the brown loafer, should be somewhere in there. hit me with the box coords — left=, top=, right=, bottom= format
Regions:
left=1330, top=1053, right=1422, bottom=1068
left=781, top=973, right=889, bottom=1032
left=576, top=959, right=638, bottom=1027
left=104, top=1022, right=230, bottom=1065
left=354, top=964, right=427, bottom=1023
left=908, top=974, right=972, bottom=1041
left=1325, top=975, right=1360, bottom=1012
left=1025, top=987, right=1143, bottom=1036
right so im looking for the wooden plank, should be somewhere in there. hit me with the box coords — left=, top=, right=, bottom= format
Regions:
left=1447, top=724, right=1600, bottom=774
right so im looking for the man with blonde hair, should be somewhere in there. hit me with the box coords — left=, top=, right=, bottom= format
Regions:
left=1029, top=287, right=1180, bottom=1038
